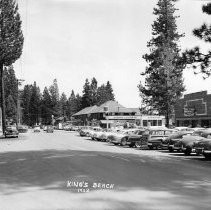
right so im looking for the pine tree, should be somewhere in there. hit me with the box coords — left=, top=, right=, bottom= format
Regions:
left=0, top=0, right=24, bottom=132
left=67, top=90, right=79, bottom=119
left=21, top=85, right=33, bottom=125
left=96, top=81, right=115, bottom=106
left=105, top=81, right=115, bottom=101
left=41, top=87, right=53, bottom=125
left=81, top=79, right=92, bottom=108
left=90, top=77, right=98, bottom=105
left=49, top=79, right=60, bottom=117
left=4, top=65, right=18, bottom=121
left=60, top=92, right=67, bottom=121
left=29, top=82, right=41, bottom=126
left=138, top=0, right=185, bottom=127
left=75, top=94, right=82, bottom=113
left=183, top=3, right=211, bottom=77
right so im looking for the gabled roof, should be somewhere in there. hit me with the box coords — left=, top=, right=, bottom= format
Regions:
left=73, top=100, right=138, bottom=116
left=73, top=105, right=98, bottom=116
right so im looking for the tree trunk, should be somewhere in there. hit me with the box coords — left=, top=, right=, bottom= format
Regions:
left=0, top=63, right=6, bottom=134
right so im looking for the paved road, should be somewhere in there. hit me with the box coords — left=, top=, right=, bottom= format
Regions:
left=0, top=130, right=211, bottom=210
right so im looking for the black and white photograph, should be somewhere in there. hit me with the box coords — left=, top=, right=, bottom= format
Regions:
left=0, top=0, right=211, bottom=209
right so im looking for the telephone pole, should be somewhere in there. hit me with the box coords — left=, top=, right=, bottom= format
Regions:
left=17, top=79, right=25, bottom=126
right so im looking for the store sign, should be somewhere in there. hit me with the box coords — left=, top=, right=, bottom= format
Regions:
left=184, top=107, right=195, bottom=117
left=184, top=98, right=207, bottom=116
left=107, top=116, right=139, bottom=120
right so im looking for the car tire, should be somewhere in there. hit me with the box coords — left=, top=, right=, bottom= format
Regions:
left=129, top=143, right=135, bottom=148
left=121, top=138, right=127, bottom=146
left=168, top=147, right=174, bottom=152
left=148, top=145, right=153, bottom=150
left=184, top=147, right=192, bottom=156
left=135, top=142, right=141, bottom=148
left=203, top=153, right=211, bottom=160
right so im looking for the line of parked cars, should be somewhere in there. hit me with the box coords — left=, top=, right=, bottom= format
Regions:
left=77, top=126, right=211, bottom=160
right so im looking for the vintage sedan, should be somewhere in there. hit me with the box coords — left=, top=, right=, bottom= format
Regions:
left=88, top=127, right=103, bottom=140
left=108, top=129, right=139, bottom=146
left=79, top=126, right=91, bottom=137
left=46, top=125, right=54, bottom=133
left=129, top=128, right=175, bottom=150
left=34, top=126, right=41, bottom=132
left=126, top=129, right=146, bottom=147
left=5, top=126, right=19, bottom=138
left=163, top=130, right=194, bottom=152
left=173, top=134, right=205, bottom=155
left=17, top=125, right=28, bottom=133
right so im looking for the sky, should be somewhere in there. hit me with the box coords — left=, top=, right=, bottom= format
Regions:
left=14, top=0, right=211, bottom=108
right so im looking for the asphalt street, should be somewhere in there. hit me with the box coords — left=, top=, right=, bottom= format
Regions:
left=0, top=130, right=211, bottom=210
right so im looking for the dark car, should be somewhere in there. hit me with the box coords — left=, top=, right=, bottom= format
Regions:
left=17, top=125, right=28, bottom=133
left=46, top=125, right=54, bottom=133
left=170, top=129, right=211, bottom=155
left=163, top=130, right=194, bottom=152
left=131, top=128, right=175, bottom=150
left=174, top=135, right=205, bottom=155
left=5, top=126, right=19, bottom=138
left=126, top=129, right=146, bottom=147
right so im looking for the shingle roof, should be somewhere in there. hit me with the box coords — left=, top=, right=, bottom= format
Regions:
left=73, top=105, right=98, bottom=116
left=73, top=101, right=138, bottom=116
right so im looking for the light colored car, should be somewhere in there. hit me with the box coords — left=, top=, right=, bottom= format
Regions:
left=89, top=127, right=103, bottom=140
left=46, top=125, right=54, bottom=133
left=108, top=129, right=139, bottom=146
left=34, top=126, right=41, bottom=132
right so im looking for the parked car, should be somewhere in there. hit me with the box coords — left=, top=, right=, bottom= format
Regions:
left=79, top=126, right=91, bottom=137
left=125, top=129, right=146, bottom=147
left=34, top=126, right=41, bottom=132
left=46, top=125, right=54, bottom=133
left=17, top=125, right=28, bottom=133
left=87, top=127, right=102, bottom=139
left=5, top=126, right=19, bottom=138
left=163, top=130, right=194, bottom=152
left=107, top=129, right=137, bottom=146
left=170, top=129, right=211, bottom=155
left=173, top=134, right=205, bottom=155
left=128, top=127, right=175, bottom=149
left=96, top=129, right=116, bottom=142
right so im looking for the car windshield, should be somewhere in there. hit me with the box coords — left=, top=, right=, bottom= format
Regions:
left=134, top=130, right=145, bottom=135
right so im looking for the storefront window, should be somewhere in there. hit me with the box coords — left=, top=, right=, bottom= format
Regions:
left=153, top=120, right=157, bottom=126
left=158, top=120, right=162, bottom=126
left=143, top=120, right=148, bottom=127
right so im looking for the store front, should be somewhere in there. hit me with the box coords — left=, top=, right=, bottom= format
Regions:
left=175, top=91, right=211, bottom=128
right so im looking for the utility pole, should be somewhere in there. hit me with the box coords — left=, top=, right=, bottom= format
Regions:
left=17, top=79, right=25, bottom=126
left=0, top=64, right=6, bottom=135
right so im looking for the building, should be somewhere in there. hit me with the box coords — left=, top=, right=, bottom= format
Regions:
left=73, top=100, right=165, bottom=127
left=175, top=91, right=211, bottom=128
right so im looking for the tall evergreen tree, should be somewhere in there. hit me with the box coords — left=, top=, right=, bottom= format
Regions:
left=41, top=87, right=53, bottom=125
left=0, top=0, right=24, bottom=132
left=67, top=90, right=79, bottom=119
left=105, top=81, right=115, bottom=101
left=183, top=3, right=211, bottom=77
left=75, top=93, right=82, bottom=113
left=49, top=79, right=60, bottom=117
left=21, top=84, right=33, bottom=125
left=96, top=81, right=115, bottom=106
left=29, top=82, right=41, bottom=126
left=4, top=65, right=18, bottom=121
left=60, top=92, right=67, bottom=121
left=138, top=0, right=185, bottom=127
left=81, top=79, right=92, bottom=108
left=90, top=77, right=98, bottom=106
